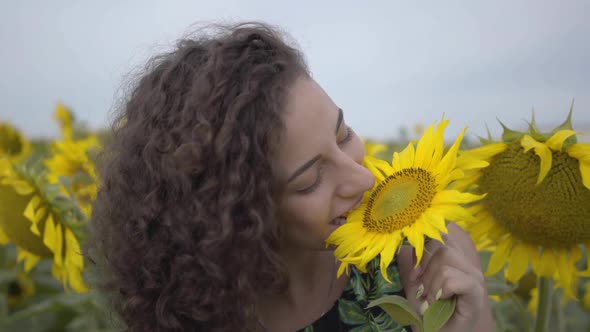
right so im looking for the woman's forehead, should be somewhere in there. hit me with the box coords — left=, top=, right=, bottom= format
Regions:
left=272, top=78, right=340, bottom=180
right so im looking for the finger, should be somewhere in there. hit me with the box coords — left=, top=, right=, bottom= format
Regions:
left=418, top=266, right=463, bottom=315
left=446, top=222, right=483, bottom=270
left=412, top=222, right=481, bottom=282
left=397, top=244, right=424, bottom=314
left=409, top=237, right=445, bottom=281
left=425, top=266, right=466, bottom=304
left=419, top=247, right=484, bottom=299
left=418, top=266, right=484, bottom=317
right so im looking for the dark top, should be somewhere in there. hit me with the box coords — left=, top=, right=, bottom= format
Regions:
left=298, top=256, right=409, bottom=332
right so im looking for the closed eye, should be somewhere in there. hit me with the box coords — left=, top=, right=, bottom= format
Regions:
left=338, top=126, right=353, bottom=146
left=297, top=163, right=325, bottom=194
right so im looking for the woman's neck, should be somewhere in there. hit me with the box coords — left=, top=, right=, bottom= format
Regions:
left=278, top=248, right=334, bottom=305
left=255, top=248, right=342, bottom=331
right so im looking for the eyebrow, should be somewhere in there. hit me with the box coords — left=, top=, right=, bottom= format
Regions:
left=335, top=107, right=343, bottom=135
left=287, top=108, right=343, bottom=184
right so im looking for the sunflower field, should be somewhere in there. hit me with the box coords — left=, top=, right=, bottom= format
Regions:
left=1, top=103, right=590, bottom=331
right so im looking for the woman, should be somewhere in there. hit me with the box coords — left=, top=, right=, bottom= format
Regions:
left=87, top=22, right=494, bottom=331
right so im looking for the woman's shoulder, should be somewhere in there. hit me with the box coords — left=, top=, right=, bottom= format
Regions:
left=300, top=256, right=410, bottom=332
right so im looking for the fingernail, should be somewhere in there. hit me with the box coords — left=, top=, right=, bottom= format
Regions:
left=435, top=288, right=442, bottom=301
left=419, top=300, right=429, bottom=315
left=415, top=284, right=424, bottom=299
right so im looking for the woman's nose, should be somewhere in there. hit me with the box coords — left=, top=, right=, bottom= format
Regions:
left=337, top=160, right=375, bottom=198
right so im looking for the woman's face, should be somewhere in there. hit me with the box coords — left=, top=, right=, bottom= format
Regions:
left=273, top=77, right=375, bottom=250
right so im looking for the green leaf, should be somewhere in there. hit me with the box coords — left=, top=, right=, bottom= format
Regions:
left=367, top=295, right=423, bottom=332
left=374, top=270, right=402, bottom=297
left=350, top=273, right=368, bottom=302
left=551, top=100, right=578, bottom=146
left=348, top=325, right=373, bottom=332
left=338, top=299, right=368, bottom=325
left=497, top=118, right=524, bottom=142
left=527, top=110, right=546, bottom=141
left=372, top=311, right=401, bottom=331
left=423, top=297, right=457, bottom=332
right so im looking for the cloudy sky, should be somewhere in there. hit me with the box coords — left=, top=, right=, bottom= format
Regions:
left=1, top=0, right=589, bottom=141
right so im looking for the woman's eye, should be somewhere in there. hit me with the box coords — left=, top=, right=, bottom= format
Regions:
left=338, top=126, right=353, bottom=146
left=297, top=165, right=325, bottom=194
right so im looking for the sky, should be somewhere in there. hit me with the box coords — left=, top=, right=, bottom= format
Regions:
left=1, top=0, right=589, bottom=142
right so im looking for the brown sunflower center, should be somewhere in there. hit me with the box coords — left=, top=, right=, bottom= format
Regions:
left=363, top=168, right=437, bottom=233
left=479, top=142, right=590, bottom=247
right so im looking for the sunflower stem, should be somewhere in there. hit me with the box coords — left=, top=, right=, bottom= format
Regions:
left=534, top=277, right=553, bottom=332
left=507, top=291, right=531, bottom=332
left=553, top=290, right=565, bottom=332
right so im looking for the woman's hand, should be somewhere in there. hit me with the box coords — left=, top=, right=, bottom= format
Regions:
left=397, top=223, right=495, bottom=332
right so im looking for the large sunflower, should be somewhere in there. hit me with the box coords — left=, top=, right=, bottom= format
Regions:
left=326, top=117, right=485, bottom=281
left=0, top=158, right=88, bottom=293
left=456, top=111, right=590, bottom=299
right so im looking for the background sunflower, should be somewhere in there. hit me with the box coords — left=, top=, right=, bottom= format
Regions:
left=457, top=109, right=590, bottom=331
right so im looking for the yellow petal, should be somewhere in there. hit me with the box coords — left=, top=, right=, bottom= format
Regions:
left=337, top=261, right=350, bottom=278
left=326, top=222, right=364, bottom=245
left=432, top=190, right=485, bottom=205
left=450, top=172, right=482, bottom=191
left=459, top=143, right=507, bottom=162
left=431, top=118, right=449, bottom=166
left=53, top=223, right=64, bottom=267
left=455, top=155, right=489, bottom=171
left=420, top=220, right=445, bottom=244
left=555, top=249, right=576, bottom=299
left=545, top=130, right=576, bottom=151
left=3, top=179, right=34, bottom=195
left=469, top=217, right=495, bottom=242
left=391, top=152, right=402, bottom=170
left=336, top=232, right=375, bottom=262
left=436, top=168, right=465, bottom=190
left=359, top=234, right=387, bottom=266
left=435, top=127, right=467, bottom=179
left=369, top=157, right=394, bottom=176
left=22, top=195, right=41, bottom=223
left=486, top=236, right=512, bottom=276
left=398, top=142, right=415, bottom=169
left=26, top=207, right=45, bottom=237
left=364, top=158, right=385, bottom=182
left=65, top=228, right=84, bottom=269
left=380, top=233, right=402, bottom=283
left=520, top=135, right=552, bottom=184
left=42, top=214, right=58, bottom=254
left=566, top=143, right=590, bottom=163
left=67, top=266, right=89, bottom=293
left=405, top=227, right=425, bottom=266
left=423, top=211, right=448, bottom=234
left=505, top=243, right=529, bottom=283
left=431, top=204, right=477, bottom=224
left=566, top=144, right=590, bottom=189
left=414, top=123, right=435, bottom=169
left=17, top=248, right=41, bottom=272
left=578, top=161, right=590, bottom=190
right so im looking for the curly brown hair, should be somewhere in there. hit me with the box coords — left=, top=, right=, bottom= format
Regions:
left=85, top=22, right=309, bottom=331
